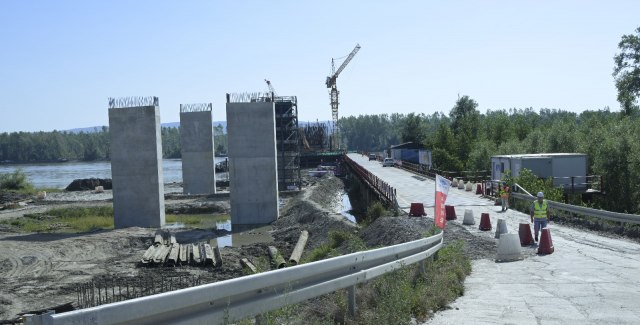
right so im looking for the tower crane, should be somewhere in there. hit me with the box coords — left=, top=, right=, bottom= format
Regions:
left=264, top=79, right=276, bottom=96
left=326, top=44, right=361, bottom=150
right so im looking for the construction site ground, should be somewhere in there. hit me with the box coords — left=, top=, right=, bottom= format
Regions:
left=0, top=174, right=468, bottom=321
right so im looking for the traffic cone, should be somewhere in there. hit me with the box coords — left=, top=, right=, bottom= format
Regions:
left=462, top=209, right=475, bottom=225
left=537, top=228, right=554, bottom=255
left=518, top=223, right=534, bottom=246
left=476, top=183, right=483, bottom=195
left=445, top=205, right=457, bottom=220
left=496, top=234, right=523, bottom=262
left=494, top=218, right=508, bottom=239
left=409, top=203, right=426, bottom=217
left=479, top=213, right=492, bottom=231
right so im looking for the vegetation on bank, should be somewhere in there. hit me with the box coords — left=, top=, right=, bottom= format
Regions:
left=0, top=204, right=229, bottom=233
left=0, top=206, right=114, bottom=232
left=0, top=124, right=227, bottom=162
left=244, top=240, right=470, bottom=325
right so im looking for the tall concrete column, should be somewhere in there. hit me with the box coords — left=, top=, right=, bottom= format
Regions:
left=108, top=96, right=165, bottom=228
left=180, top=103, right=215, bottom=194
left=226, top=94, right=279, bottom=225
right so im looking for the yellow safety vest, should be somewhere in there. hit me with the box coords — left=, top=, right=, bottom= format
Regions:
left=533, top=201, right=548, bottom=219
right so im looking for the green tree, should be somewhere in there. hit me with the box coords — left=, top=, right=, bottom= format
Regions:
left=613, top=26, right=640, bottom=116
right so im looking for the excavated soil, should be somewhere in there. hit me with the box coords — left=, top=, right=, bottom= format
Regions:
left=0, top=173, right=494, bottom=320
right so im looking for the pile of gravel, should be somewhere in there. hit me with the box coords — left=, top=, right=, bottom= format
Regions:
left=359, top=216, right=434, bottom=247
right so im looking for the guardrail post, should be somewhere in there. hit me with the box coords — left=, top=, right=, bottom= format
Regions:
left=419, top=260, right=426, bottom=275
left=348, top=285, right=357, bottom=316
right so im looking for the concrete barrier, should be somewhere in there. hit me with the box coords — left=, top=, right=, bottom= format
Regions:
left=462, top=209, right=475, bottom=225
left=518, top=223, right=534, bottom=246
left=445, top=205, right=457, bottom=220
left=457, top=180, right=465, bottom=190
left=452, top=178, right=459, bottom=187
left=479, top=213, right=492, bottom=231
left=465, top=181, right=473, bottom=191
left=496, top=233, right=523, bottom=262
left=494, top=218, right=508, bottom=239
left=538, top=228, right=555, bottom=255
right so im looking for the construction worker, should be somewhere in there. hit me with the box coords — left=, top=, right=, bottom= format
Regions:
left=530, top=191, right=550, bottom=242
left=500, top=183, right=510, bottom=211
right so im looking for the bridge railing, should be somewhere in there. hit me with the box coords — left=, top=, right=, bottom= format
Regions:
left=344, top=154, right=397, bottom=207
left=25, top=233, right=444, bottom=325
left=510, top=184, right=640, bottom=225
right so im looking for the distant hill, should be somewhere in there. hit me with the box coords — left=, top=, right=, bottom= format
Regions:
left=66, top=120, right=331, bottom=134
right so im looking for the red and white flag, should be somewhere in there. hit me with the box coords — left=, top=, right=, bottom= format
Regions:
left=435, top=174, right=451, bottom=229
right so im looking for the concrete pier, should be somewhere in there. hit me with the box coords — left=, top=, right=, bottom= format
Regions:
left=108, top=96, right=165, bottom=228
left=180, top=104, right=215, bottom=194
left=226, top=97, right=279, bottom=225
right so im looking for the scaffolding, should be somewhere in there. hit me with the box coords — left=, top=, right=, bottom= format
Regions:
left=274, top=96, right=301, bottom=191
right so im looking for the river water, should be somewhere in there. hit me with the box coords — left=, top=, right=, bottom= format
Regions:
left=0, top=158, right=227, bottom=189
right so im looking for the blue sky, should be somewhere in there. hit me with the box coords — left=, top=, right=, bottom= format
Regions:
left=0, top=1, right=638, bottom=132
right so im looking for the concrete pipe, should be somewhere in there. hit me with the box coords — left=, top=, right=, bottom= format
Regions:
left=268, top=246, right=287, bottom=269
left=289, top=230, right=309, bottom=265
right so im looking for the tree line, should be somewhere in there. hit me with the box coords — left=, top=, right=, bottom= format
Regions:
left=0, top=124, right=228, bottom=162
left=338, top=101, right=640, bottom=214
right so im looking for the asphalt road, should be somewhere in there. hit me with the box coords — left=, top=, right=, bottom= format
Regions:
left=348, top=153, right=640, bottom=324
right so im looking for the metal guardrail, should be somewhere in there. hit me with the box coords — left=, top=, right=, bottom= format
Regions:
left=510, top=192, right=640, bottom=225
left=26, top=233, right=443, bottom=325
left=345, top=154, right=397, bottom=207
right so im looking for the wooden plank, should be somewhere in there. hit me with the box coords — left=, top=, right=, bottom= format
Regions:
left=203, top=244, right=214, bottom=266
left=240, top=258, right=257, bottom=274
left=213, top=246, right=222, bottom=267
left=167, top=243, right=180, bottom=266
left=178, top=244, right=188, bottom=265
left=153, top=245, right=170, bottom=264
left=154, top=233, right=163, bottom=246
left=192, top=243, right=201, bottom=265
left=141, top=245, right=156, bottom=264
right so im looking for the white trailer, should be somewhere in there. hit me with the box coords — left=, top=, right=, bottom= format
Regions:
left=491, top=153, right=588, bottom=190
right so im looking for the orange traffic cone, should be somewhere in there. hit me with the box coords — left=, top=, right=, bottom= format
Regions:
left=409, top=203, right=426, bottom=217
left=537, top=228, right=554, bottom=254
left=518, top=223, right=535, bottom=246
left=445, top=205, right=457, bottom=220
left=479, top=213, right=492, bottom=231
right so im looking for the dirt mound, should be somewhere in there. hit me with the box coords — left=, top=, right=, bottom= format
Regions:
left=273, top=175, right=356, bottom=252
left=360, top=217, right=434, bottom=247
left=65, top=178, right=112, bottom=191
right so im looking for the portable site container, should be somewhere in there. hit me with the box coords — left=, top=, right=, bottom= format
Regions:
left=389, top=142, right=432, bottom=169
left=491, top=153, right=588, bottom=191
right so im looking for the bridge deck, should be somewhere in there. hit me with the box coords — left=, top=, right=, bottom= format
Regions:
left=347, top=153, right=640, bottom=324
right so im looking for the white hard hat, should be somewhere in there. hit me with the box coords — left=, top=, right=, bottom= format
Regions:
left=537, top=192, right=544, bottom=198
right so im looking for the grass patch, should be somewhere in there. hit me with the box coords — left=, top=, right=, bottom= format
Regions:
left=245, top=240, right=471, bottom=324
left=303, top=230, right=367, bottom=263
left=1, top=206, right=115, bottom=232
left=165, top=214, right=229, bottom=228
